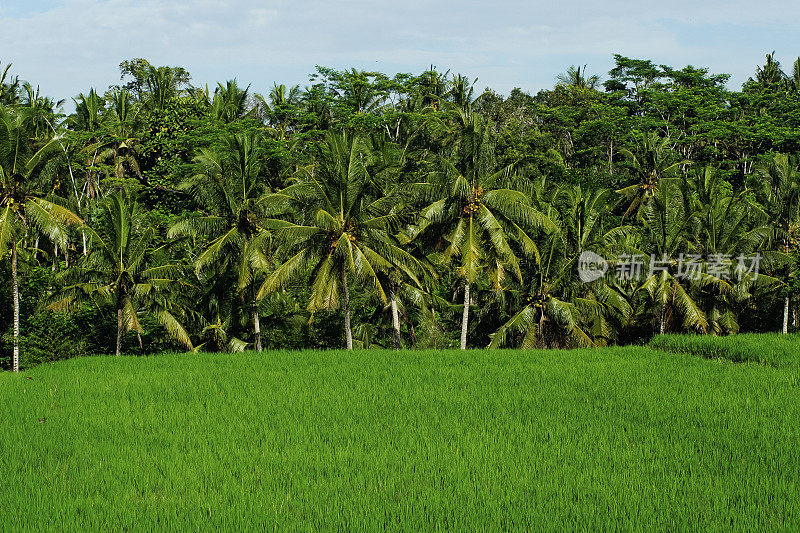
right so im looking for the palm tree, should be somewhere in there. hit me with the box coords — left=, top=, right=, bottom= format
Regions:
left=753, top=153, right=800, bottom=333
left=70, top=89, right=107, bottom=200
left=413, top=111, right=551, bottom=349
left=96, top=90, right=142, bottom=188
left=556, top=65, right=601, bottom=90
left=616, top=131, right=682, bottom=219
left=337, top=69, right=389, bottom=115
left=371, top=135, right=432, bottom=350
left=255, top=84, right=301, bottom=138
left=752, top=52, right=786, bottom=88
left=71, top=89, right=105, bottom=132
left=168, top=130, right=274, bottom=351
left=490, top=185, right=627, bottom=348
left=19, top=83, right=62, bottom=140
left=415, top=68, right=450, bottom=110
left=0, top=62, right=20, bottom=105
left=0, top=107, right=83, bottom=371
left=488, top=240, right=596, bottom=349
left=686, top=166, right=780, bottom=334
left=211, top=80, right=251, bottom=124
left=446, top=74, right=481, bottom=112
left=788, top=58, right=800, bottom=92
left=632, top=178, right=733, bottom=335
left=143, top=65, right=191, bottom=111
left=259, top=131, right=420, bottom=350
left=49, top=192, right=191, bottom=355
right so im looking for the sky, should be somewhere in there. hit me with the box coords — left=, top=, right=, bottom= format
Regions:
left=1, top=0, right=799, bottom=105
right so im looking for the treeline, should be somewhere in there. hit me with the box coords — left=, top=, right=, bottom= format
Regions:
left=2, top=53, right=800, bottom=370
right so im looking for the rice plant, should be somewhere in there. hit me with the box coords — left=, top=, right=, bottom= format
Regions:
left=1, top=348, right=799, bottom=530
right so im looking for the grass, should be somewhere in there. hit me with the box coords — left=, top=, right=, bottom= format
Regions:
left=1, top=347, right=799, bottom=530
left=650, top=332, right=800, bottom=368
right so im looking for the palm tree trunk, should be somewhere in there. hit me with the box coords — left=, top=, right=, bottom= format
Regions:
left=460, top=282, right=470, bottom=350
left=116, top=306, right=123, bottom=356
left=660, top=307, right=666, bottom=335
left=342, top=273, right=353, bottom=350
left=390, top=287, right=401, bottom=351
left=783, top=296, right=790, bottom=334
left=11, top=240, right=20, bottom=373
left=252, top=286, right=262, bottom=352
left=432, top=308, right=437, bottom=349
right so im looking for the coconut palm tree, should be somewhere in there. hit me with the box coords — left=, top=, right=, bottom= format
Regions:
left=446, top=74, right=481, bottom=113
left=0, top=62, right=20, bottom=105
left=70, top=89, right=107, bottom=200
left=259, top=131, right=420, bottom=350
left=71, top=89, right=105, bottom=133
left=684, top=166, right=781, bottom=334
left=0, top=107, right=83, bottom=371
left=753, top=153, right=800, bottom=333
left=629, top=178, right=738, bottom=335
left=255, top=83, right=301, bottom=138
left=168, top=130, right=275, bottom=351
left=490, top=184, right=628, bottom=348
left=211, top=80, right=252, bottom=124
left=788, top=58, right=800, bottom=93
left=617, top=131, right=682, bottom=219
left=49, top=192, right=191, bottom=355
left=413, top=111, right=551, bottom=349
left=336, top=69, right=389, bottom=115
left=96, top=90, right=142, bottom=188
left=753, top=52, right=786, bottom=88
left=556, top=65, right=601, bottom=90
left=143, top=65, right=190, bottom=111
left=19, top=83, right=62, bottom=140
left=488, top=236, right=597, bottom=349
left=370, top=135, right=433, bottom=350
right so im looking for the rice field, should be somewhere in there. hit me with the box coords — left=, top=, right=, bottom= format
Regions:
left=650, top=332, right=800, bottom=367
left=1, top=346, right=799, bottom=530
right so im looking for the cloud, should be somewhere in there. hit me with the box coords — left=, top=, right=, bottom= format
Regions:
left=0, top=0, right=797, bottom=103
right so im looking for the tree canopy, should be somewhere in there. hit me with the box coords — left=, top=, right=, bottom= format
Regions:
left=3, top=52, right=800, bottom=368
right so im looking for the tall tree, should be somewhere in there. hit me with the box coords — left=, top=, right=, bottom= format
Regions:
left=0, top=62, right=20, bottom=105
left=50, top=192, right=191, bottom=355
left=752, top=52, right=786, bottom=88
left=616, top=131, right=682, bottom=219
left=413, top=110, right=551, bottom=348
left=556, top=65, right=601, bottom=90
left=686, top=166, right=779, bottom=334
left=0, top=107, right=82, bottom=371
left=169, top=130, right=274, bottom=351
left=491, top=185, right=627, bottom=348
left=211, top=80, right=251, bottom=124
left=96, top=90, right=142, bottom=189
left=753, top=153, right=800, bottom=333
left=256, top=83, right=301, bottom=138
left=260, top=131, right=420, bottom=350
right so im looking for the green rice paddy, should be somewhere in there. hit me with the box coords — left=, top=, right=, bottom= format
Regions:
left=1, top=344, right=799, bottom=530
left=650, top=333, right=800, bottom=368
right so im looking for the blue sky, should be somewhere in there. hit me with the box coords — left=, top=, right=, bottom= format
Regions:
left=1, top=0, right=799, bottom=104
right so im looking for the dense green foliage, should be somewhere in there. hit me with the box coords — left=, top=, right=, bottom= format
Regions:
left=5, top=53, right=800, bottom=368
left=1, top=347, right=799, bottom=529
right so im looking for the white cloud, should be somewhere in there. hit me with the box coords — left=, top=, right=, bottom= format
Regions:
left=0, top=0, right=798, bottom=102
